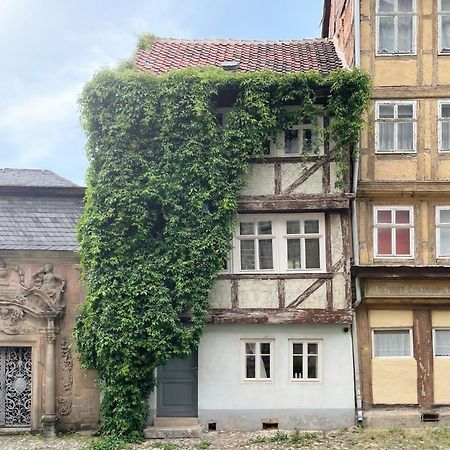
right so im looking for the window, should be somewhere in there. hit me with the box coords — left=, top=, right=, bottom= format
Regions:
left=373, top=329, right=412, bottom=357
left=234, top=214, right=325, bottom=273
left=284, top=122, right=317, bottom=155
left=434, top=329, right=450, bottom=357
left=439, top=0, right=450, bottom=53
left=376, top=0, right=416, bottom=55
left=438, top=101, right=450, bottom=152
left=375, top=102, right=416, bottom=153
left=374, top=207, right=414, bottom=257
left=242, top=340, right=273, bottom=381
left=436, top=207, right=450, bottom=257
left=290, top=340, right=321, bottom=381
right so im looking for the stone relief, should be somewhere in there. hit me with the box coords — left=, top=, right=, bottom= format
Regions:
left=58, top=337, right=73, bottom=417
left=0, top=260, right=67, bottom=334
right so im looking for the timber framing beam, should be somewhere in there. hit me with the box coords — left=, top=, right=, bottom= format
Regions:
left=357, top=181, right=450, bottom=198
left=352, top=265, right=450, bottom=278
left=238, top=194, right=352, bottom=213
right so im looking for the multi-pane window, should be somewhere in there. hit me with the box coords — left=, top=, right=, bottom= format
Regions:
left=234, top=215, right=325, bottom=273
left=375, top=102, right=416, bottom=153
left=290, top=340, right=320, bottom=381
left=374, top=207, right=414, bottom=257
left=373, top=329, right=412, bottom=357
left=434, top=329, right=450, bottom=357
left=439, top=0, right=450, bottom=53
left=284, top=122, right=317, bottom=155
left=242, top=340, right=273, bottom=381
left=436, top=207, right=450, bottom=257
left=376, top=0, right=416, bottom=55
left=438, top=102, right=450, bottom=152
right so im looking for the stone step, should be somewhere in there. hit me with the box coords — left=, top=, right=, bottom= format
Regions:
left=154, top=417, right=199, bottom=427
left=144, top=424, right=202, bottom=439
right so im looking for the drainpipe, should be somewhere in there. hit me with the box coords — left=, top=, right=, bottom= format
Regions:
left=352, top=0, right=364, bottom=426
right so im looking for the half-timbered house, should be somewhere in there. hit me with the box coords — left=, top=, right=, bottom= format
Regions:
left=137, top=39, right=357, bottom=431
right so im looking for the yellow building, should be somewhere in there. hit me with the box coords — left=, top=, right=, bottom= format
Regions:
left=324, top=0, right=450, bottom=426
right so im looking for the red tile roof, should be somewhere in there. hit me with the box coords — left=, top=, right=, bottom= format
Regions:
left=135, top=38, right=343, bottom=76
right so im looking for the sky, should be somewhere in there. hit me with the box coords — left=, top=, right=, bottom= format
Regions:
left=0, top=0, right=324, bottom=186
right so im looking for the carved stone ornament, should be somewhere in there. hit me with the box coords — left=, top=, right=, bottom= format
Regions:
left=0, top=260, right=67, bottom=333
left=58, top=338, right=73, bottom=416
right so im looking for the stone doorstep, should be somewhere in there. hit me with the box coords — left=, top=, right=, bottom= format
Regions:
left=154, top=418, right=199, bottom=427
left=144, top=425, right=202, bottom=439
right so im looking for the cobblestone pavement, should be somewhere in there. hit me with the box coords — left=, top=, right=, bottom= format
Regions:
left=1, top=427, right=450, bottom=450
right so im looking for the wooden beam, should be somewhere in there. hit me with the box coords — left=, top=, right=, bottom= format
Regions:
left=358, top=181, right=450, bottom=197
left=352, top=265, right=450, bottom=278
left=413, top=310, right=434, bottom=406
left=238, top=194, right=352, bottom=213
left=218, top=273, right=333, bottom=280
left=282, top=155, right=328, bottom=195
left=207, top=308, right=352, bottom=324
left=357, top=305, right=373, bottom=408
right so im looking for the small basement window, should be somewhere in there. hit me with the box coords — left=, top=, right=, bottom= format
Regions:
left=421, top=412, right=439, bottom=422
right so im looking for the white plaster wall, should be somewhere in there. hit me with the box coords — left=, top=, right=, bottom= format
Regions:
left=198, top=324, right=354, bottom=413
left=330, top=213, right=344, bottom=267
left=209, top=280, right=232, bottom=308
left=280, top=163, right=323, bottom=194
left=284, top=279, right=327, bottom=309
left=241, top=165, right=275, bottom=196
left=238, top=279, right=278, bottom=308
left=332, top=273, right=347, bottom=309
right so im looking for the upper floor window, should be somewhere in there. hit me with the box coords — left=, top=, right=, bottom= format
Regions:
left=375, top=101, right=416, bottom=153
left=434, top=329, right=450, bottom=357
left=233, top=214, right=325, bottom=273
left=284, top=121, right=317, bottom=155
left=439, top=0, right=450, bottom=53
left=438, top=101, right=450, bottom=152
left=436, top=207, right=450, bottom=257
left=374, top=207, right=414, bottom=257
left=376, top=0, right=416, bottom=55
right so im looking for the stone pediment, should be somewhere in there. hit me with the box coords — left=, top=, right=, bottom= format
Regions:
left=0, top=260, right=66, bottom=320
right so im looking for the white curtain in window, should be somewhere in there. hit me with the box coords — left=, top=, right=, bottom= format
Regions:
left=397, top=122, right=414, bottom=150
left=378, top=122, right=395, bottom=151
left=435, top=330, right=450, bottom=356
left=442, top=121, right=450, bottom=150
left=441, top=16, right=450, bottom=51
left=379, top=17, right=395, bottom=53
left=398, top=16, right=413, bottom=52
left=374, top=330, right=411, bottom=357
left=440, top=228, right=450, bottom=255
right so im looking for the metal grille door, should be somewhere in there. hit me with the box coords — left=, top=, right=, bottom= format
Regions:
left=0, top=347, right=32, bottom=427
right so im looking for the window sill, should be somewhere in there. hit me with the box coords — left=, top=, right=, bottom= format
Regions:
left=290, top=378, right=321, bottom=383
left=374, top=151, right=417, bottom=156
left=241, top=379, right=273, bottom=383
left=375, top=53, right=417, bottom=58
left=218, top=272, right=332, bottom=280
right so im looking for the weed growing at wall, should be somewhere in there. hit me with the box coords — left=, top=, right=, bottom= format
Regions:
left=75, top=62, right=371, bottom=441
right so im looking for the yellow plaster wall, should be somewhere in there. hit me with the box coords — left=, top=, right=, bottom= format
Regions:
left=434, top=359, right=450, bottom=404
left=369, top=310, right=413, bottom=328
left=372, top=358, right=418, bottom=404
left=374, top=60, right=417, bottom=86
left=432, top=311, right=450, bottom=327
left=438, top=60, right=450, bottom=86
left=373, top=158, right=417, bottom=181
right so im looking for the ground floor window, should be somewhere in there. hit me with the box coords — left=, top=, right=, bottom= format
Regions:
left=290, top=340, right=321, bottom=381
left=372, top=329, right=412, bottom=357
left=434, top=329, right=450, bottom=357
left=241, top=340, right=273, bottom=381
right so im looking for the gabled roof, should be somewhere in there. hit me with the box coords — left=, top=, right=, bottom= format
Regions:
left=0, top=168, right=78, bottom=188
left=136, top=38, right=343, bottom=76
left=0, top=168, right=83, bottom=251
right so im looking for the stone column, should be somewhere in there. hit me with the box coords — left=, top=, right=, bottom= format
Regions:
left=41, top=317, right=57, bottom=437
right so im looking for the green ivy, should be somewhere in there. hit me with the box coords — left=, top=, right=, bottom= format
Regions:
left=75, top=63, right=371, bottom=440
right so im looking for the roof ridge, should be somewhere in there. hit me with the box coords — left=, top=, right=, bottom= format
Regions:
left=150, top=37, right=332, bottom=45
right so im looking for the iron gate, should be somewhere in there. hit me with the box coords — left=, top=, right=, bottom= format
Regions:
left=0, top=347, right=32, bottom=427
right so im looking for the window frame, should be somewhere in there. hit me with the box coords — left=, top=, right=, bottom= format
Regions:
left=436, top=206, right=450, bottom=258
left=373, top=206, right=415, bottom=258
left=372, top=328, right=414, bottom=358
left=433, top=328, right=450, bottom=357
left=439, top=0, right=450, bottom=55
left=289, top=339, right=322, bottom=383
left=438, top=100, right=450, bottom=152
left=375, top=0, right=417, bottom=56
left=241, top=339, right=274, bottom=382
left=375, top=101, right=417, bottom=154
left=232, top=214, right=326, bottom=274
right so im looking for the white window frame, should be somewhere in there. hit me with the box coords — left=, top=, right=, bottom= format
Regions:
left=375, top=0, right=417, bottom=56
left=280, top=117, right=324, bottom=157
left=436, top=206, right=450, bottom=258
left=372, top=328, right=414, bottom=358
left=289, top=339, right=322, bottom=382
left=433, top=328, right=450, bottom=357
left=438, top=100, right=450, bottom=152
left=375, top=101, right=417, bottom=153
left=373, top=206, right=414, bottom=258
left=232, top=214, right=326, bottom=274
left=241, top=339, right=274, bottom=382
left=439, top=0, right=450, bottom=54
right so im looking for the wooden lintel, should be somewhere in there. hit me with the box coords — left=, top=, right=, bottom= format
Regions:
left=218, top=273, right=334, bottom=281
left=357, top=181, right=450, bottom=198
left=353, top=265, right=450, bottom=278
left=206, top=308, right=352, bottom=324
left=238, top=194, right=352, bottom=213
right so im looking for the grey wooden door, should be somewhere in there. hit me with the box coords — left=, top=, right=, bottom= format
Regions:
left=0, top=347, right=32, bottom=427
left=157, top=351, right=198, bottom=417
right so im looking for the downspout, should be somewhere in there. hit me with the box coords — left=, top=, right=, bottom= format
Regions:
left=352, top=0, right=364, bottom=426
